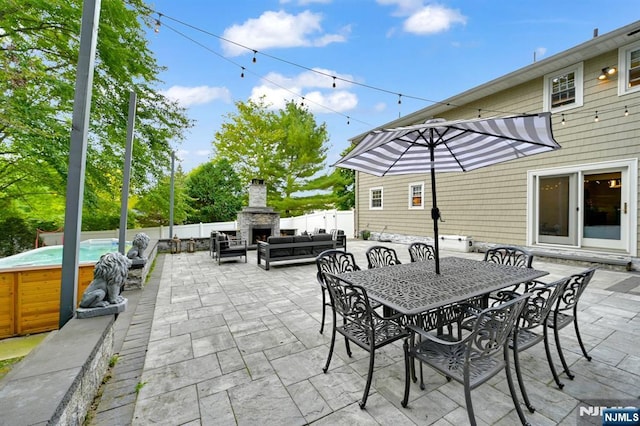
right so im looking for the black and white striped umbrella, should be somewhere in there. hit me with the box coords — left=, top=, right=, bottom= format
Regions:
left=334, top=112, right=561, bottom=273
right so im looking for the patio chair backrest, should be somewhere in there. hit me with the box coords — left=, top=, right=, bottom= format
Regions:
left=517, top=278, right=570, bottom=331
left=555, top=267, right=597, bottom=313
left=366, top=245, right=401, bottom=269
left=461, top=293, right=530, bottom=363
left=316, top=250, right=361, bottom=285
left=484, top=246, right=534, bottom=268
left=322, top=272, right=376, bottom=331
left=408, top=242, right=435, bottom=262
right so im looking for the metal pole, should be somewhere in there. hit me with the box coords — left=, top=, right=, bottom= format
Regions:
left=169, top=151, right=175, bottom=239
left=118, top=91, right=137, bottom=254
left=59, top=0, right=102, bottom=328
left=429, top=130, right=441, bottom=275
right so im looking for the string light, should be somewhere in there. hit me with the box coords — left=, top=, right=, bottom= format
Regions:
left=347, top=116, right=350, bottom=125
left=300, top=97, right=305, bottom=107
left=240, top=67, right=245, bottom=78
left=153, top=11, right=640, bottom=128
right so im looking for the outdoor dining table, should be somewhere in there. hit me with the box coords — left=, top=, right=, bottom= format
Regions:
left=338, top=256, right=549, bottom=330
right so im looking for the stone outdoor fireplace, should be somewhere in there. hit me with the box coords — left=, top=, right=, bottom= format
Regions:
left=237, top=179, right=280, bottom=246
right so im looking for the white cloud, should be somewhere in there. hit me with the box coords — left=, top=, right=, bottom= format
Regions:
left=377, top=1, right=467, bottom=35
left=161, top=85, right=231, bottom=107
left=535, top=47, right=547, bottom=59
left=249, top=68, right=358, bottom=114
left=196, top=149, right=211, bottom=157
left=377, top=0, right=424, bottom=16
left=373, top=102, right=386, bottom=112
left=221, top=10, right=348, bottom=56
left=404, top=5, right=466, bottom=34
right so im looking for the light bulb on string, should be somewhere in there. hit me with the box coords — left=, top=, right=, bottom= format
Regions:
left=347, top=116, right=350, bottom=125
left=332, top=77, right=336, bottom=88
left=252, top=50, right=257, bottom=63
left=154, top=19, right=161, bottom=33
left=594, top=111, right=599, bottom=122
left=240, top=67, right=245, bottom=78
left=561, top=114, right=565, bottom=125
left=300, top=97, right=305, bottom=107
left=478, top=109, right=481, bottom=118
left=625, top=106, right=629, bottom=116
left=397, top=94, right=402, bottom=105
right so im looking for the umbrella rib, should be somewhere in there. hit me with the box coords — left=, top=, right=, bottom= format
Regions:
left=434, top=127, right=468, bottom=172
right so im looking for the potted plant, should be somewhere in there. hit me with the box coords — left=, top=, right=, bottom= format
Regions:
left=360, top=230, right=371, bottom=240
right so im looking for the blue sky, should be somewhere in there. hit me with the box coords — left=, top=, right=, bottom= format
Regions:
left=145, top=0, right=638, bottom=172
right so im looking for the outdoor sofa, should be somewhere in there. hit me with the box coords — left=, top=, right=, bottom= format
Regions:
left=257, top=233, right=339, bottom=270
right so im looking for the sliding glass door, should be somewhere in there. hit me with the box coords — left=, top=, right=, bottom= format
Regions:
left=531, top=160, right=635, bottom=252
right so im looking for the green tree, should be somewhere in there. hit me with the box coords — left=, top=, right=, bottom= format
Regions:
left=0, top=0, right=191, bottom=228
left=134, top=170, right=192, bottom=227
left=0, top=216, right=40, bottom=257
left=213, top=98, right=332, bottom=216
left=185, top=159, right=244, bottom=223
left=332, top=144, right=356, bottom=210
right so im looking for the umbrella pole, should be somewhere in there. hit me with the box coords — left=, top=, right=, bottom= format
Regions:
left=429, top=143, right=441, bottom=274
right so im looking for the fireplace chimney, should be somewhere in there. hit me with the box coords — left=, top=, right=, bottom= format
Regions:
left=249, top=179, right=267, bottom=208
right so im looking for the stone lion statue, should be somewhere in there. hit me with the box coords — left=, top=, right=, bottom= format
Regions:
left=79, top=252, right=132, bottom=308
left=127, top=232, right=150, bottom=260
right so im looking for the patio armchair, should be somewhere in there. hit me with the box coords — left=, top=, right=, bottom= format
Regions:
left=402, top=293, right=532, bottom=425
left=491, top=277, right=571, bottom=411
left=547, top=267, right=597, bottom=384
left=408, top=242, right=435, bottom=262
left=484, top=245, right=534, bottom=268
left=484, top=246, right=535, bottom=296
left=316, top=249, right=375, bottom=335
left=321, top=271, right=409, bottom=409
left=366, top=245, right=402, bottom=269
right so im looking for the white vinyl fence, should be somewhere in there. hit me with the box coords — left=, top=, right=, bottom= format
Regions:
left=40, top=209, right=355, bottom=246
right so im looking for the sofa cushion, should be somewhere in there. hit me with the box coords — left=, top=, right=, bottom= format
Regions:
left=293, top=235, right=312, bottom=255
left=267, top=236, right=293, bottom=244
left=267, top=236, right=293, bottom=257
left=311, top=233, right=334, bottom=255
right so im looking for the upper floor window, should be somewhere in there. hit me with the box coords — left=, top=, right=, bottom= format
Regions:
left=408, top=182, right=424, bottom=209
left=370, top=187, right=383, bottom=210
left=619, top=40, right=640, bottom=95
left=543, top=63, right=584, bottom=113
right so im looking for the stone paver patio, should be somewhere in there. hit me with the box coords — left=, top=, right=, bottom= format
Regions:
left=94, top=240, right=640, bottom=425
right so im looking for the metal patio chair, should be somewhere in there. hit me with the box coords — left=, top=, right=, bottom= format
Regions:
left=366, top=245, right=402, bottom=269
left=547, top=267, right=597, bottom=385
left=408, top=242, right=436, bottom=262
left=402, top=294, right=531, bottom=425
left=316, top=249, right=365, bottom=335
left=492, top=277, right=571, bottom=412
left=321, top=271, right=409, bottom=409
left=484, top=245, right=534, bottom=268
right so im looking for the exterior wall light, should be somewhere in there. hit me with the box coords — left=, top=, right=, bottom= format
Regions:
left=598, top=66, right=617, bottom=80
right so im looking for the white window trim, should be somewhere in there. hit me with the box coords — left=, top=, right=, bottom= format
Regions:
left=408, top=182, right=424, bottom=209
left=618, top=40, right=640, bottom=96
left=369, top=186, right=383, bottom=210
left=542, top=63, right=584, bottom=113
left=526, top=158, right=637, bottom=255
